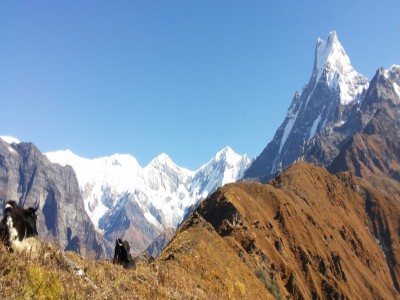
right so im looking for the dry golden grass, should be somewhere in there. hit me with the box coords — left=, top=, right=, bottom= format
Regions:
left=0, top=237, right=257, bottom=299
left=0, top=242, right=94, bottom=299
left=0, top=241, right=181, bottom=299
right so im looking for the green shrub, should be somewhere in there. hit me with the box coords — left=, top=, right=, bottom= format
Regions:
left=255, top=269, right=282, bottom=300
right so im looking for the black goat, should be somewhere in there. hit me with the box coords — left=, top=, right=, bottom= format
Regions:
left=113, top=238, right=134, bottom=268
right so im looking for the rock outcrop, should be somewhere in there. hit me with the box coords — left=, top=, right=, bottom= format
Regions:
left=145, top=227, right=176, bottom=258
left=0, top=139, right=110, bottom=258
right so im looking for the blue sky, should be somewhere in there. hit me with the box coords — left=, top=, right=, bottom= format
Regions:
left=1, top=1, right=399, bottom=170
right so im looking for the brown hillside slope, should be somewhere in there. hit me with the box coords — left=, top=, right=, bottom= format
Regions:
left=1, top=162, right=399, bottom=299
left=160, top=162, right=400, bottom=299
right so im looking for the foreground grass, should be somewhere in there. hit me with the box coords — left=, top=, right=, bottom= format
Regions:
left=0, top=242, right=207, bottom=299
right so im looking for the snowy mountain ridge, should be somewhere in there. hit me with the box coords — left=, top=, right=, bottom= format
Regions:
left=45, top=147, right=250, bottom=234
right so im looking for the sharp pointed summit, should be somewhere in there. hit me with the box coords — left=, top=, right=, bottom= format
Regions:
left=311, top=31, right=369, bottom=105
left=149, top=153, right=177, bottom=168
left=313, top=31, right=348, bottom=83
left=244, top=32, right=369, bottom=181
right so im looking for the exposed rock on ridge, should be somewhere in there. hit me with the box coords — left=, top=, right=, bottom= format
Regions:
left=145, top=227, right=176, bottom=258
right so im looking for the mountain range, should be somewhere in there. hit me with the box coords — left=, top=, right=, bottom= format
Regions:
left=1, top=30, right=400, bottom=298
left=0, top=136, right=249, bottom=256
left=43, top=146, right=250, bottom=254
left=2, top=31, right=399, bottom=259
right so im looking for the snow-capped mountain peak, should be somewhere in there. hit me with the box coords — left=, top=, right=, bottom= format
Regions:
left=384, top=65, right=400, bottom=83
left=0, top=136, right=21, bottom=144
left=151, top=153, right=172, bottom=164
left=382, top=65, right=400, bottom=99
left=45, top=149, right=83, bottom=167
left=214, top=146, right=235, bottom=160
left=244, top=31, right=370, bottom=181
left=191, top=147, right=250, bottom=198
left=148, top=153, right=183, bottom=171
left=311, top=31, right=369, bottom=105
left=202, top=146, right=249, bottom=168
left=314, top=31, right=349, bottom=83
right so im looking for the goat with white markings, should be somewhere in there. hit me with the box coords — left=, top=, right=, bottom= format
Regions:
left=0, top=200, right=41, bottom=257
left=0, top=200, right=98, bottom=289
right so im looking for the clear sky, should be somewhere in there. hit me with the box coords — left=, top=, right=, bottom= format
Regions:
left=1, top=1, right=399, bottom=170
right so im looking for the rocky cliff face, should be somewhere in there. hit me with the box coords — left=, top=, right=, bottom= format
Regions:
left=161, top=162, right=400, bottom=298
left=99, top=192, right=164, bottom=255
left=145, top=227, right=176, bottom=258
left=314, top=66, right=400, bottom=180
left=0, top=138, right=110, bottom=258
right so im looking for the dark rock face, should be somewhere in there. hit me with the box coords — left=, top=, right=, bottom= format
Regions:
left=306, top=68, right=400, bottom=173
left=145, top=227, right=176, bottom=258
left=0, top=141, right=110, bottom=258
left=325, top=68, right=400, bottom=179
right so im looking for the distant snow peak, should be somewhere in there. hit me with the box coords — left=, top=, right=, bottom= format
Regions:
left=216, top=146, right=233, bottom=157
left=151, top=153, right=174, bottom=167
left=384, top=65, right=400, bottom=81
left=215, top=146, right=237, bottom=162
left=390, top=64, right=400, bottom=73
left=45, top=149, right=80, bottom=167
left=212, top=147, right=250, bottom=171
left=0, top=136, right=21, bottom=144
left=46, top=146, right=250, bottom=234
left=384, top=65, right=400, bottom=98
